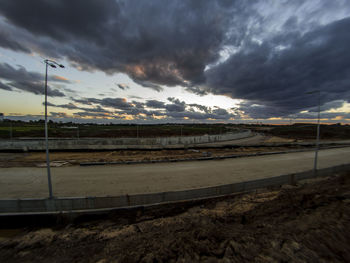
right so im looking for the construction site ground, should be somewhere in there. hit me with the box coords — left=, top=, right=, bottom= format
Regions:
left=0, top=135, right=334, bottom=168
left=0, top=171, right=349, bottom=262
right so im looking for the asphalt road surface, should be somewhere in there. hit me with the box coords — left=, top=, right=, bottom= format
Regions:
left=0, top=147, right=349, bottom=198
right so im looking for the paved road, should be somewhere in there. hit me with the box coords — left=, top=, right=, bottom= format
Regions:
left=0, top=147, right=349, bottom=198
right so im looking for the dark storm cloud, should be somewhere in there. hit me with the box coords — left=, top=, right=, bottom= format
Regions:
left=0, top=31, right=30, bottom=53
left=0, top=81, right=12, bottom=91
left=205, top=17, right=350, bottom=118
left=73, top=97, right=146, bottom=112
left=0, top=0, right=119, bottom=43
left=212, top=108, right=229, bottom=116
left=1, top=0, right=350, bottom=120
left=165, top=103, right=185, bottom=112
left=0, top=0, right=250, bottom=89
left=132, top=80, right=163, bottom=92
left=68, top=96, right=237, bottom=121
left=8, top=81, right=65, bottom=97
left=46, top=102, right=112, bottom=116
left=79, top=106, right=111, bottom=114
left=73, top=97, right=133, bottom=110
left=307, top=100, right=344, bottom=113
left=235, top=102, right=288, bottom=119
left=189, top=104, right=210, bottom=113
left=71, top=98, right=92, bottom=105
left=185, top=86, right=208, bottom=96
left=55, top=103, right=79, bottom=110
left=0, top=63, right=67, bottom=97
left=292, top=111, right=350, bottom=120
left=99, top=98, right=133, bottom=109
left=0, top=63, right=42, bottom=82
left=146, top=100, right=165, bottom=109
left=166, top=109, right=233, bottom=121
left=165, top=97, right=186, bottom=112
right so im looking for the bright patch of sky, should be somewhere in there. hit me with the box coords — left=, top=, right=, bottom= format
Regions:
left=0, top=47, right=240, bottom=116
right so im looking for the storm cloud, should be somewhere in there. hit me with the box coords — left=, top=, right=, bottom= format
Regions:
left=0, top=0, right=249, bottom=87
left=0, top=63, right=67, bottom=97
left=146, top=100, right=165, bottom=109
left=205, top=16, right=350, bottom=118
left=67, top=96, right=236, bottom=121
left=1, top=0, right=350, bottom=119
left=0, top=31, right=31, bottom=53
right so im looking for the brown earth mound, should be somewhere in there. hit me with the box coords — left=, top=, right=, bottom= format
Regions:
left=1, top=173, right=349, bottom=262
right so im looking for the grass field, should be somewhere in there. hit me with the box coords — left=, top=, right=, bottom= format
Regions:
left=254, top=123, right=350, bottom=140
left=0, top=121, right=233, bottom=139
left=1, top=121, right=349, bottom=140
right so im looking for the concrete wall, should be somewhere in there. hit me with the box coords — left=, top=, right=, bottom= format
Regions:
left=1, top=163, right=349, bottom=214
left=0, top=130, right=251, bottom=151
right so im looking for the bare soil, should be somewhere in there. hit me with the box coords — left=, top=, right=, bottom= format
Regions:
left=0, top=135, right=302, bottom=168
left=0, top=146, right=305, bottom=167
left=1, top=172, right=349, bottom=262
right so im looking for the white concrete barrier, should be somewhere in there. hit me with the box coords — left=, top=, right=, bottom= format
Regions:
left=0, top=130, right=252, bottom=151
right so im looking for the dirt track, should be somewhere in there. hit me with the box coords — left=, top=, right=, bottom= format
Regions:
left=0, top=146, right=301, bottom=168
left=1, top=172, right=349, bottom=262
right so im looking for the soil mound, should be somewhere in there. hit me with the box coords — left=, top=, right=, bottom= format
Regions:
left=1, top=173, right=349, bottom=262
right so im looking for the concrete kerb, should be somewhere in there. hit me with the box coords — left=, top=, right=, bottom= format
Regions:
left=1, top=163, right=349, bottom=216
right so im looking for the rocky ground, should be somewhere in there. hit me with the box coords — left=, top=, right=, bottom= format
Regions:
left=1, top=172, right=349, bottom=262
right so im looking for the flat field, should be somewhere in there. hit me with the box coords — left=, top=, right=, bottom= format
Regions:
left=0, top=122, right=232, bottom=139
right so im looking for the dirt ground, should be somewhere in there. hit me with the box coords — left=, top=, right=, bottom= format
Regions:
left=1, top=172, right=349, bottom=262
left=0, top=135, right=304, bottom=168
left=0, top=146, right=304, bottom=167
left=0, top=140, right=310, bottom=168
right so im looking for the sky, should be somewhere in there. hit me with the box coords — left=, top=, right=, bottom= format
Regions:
left=0, top=0, right=350, bottom=124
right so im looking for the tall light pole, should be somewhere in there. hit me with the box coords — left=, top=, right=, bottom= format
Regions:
left=306, top=90, right=321, bottom=174
left=44, top=59, right=64, bottom=198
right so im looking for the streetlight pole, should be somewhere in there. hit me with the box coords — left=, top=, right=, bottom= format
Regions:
left=306, top=90, right=321, bottom=174
left=44, top=59, right=65, bottom=198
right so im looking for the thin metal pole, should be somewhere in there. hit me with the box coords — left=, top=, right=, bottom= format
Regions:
left=44, top=62, right=53, bottom=198
left=180, top=125, right=183, bottom=144
left=313, top=91, right=321, bottom=174
left=9, top=122, right=12, bottom=139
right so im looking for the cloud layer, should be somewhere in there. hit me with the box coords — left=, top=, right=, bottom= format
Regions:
left=205, top=16, right=350, bottom=117
left=0, top=0, right=350, bottom=120
left=47, top=96, right=236, bottom=121
left=0, top=63, right=67, bottom=97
